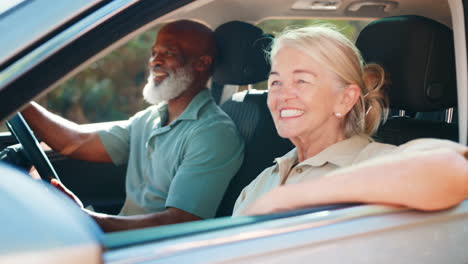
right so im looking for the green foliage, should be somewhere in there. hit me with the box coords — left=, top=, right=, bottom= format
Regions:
left=251, top=19, right=370, bottom=90
left=37, top=27, right=162, bottom=124
left=32, top=20, right=369, bottom=125
left=257, top=19, right=368, bottom=41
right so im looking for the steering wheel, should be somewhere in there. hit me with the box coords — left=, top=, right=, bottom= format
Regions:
left=6, top=113, right=60, bottom=183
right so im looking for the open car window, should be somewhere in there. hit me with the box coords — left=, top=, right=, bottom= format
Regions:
left=0, top=0, right=107, bottom=67
left=35, top=19, right=370, bottom=126
left=0, top=0, right=467, bottom=263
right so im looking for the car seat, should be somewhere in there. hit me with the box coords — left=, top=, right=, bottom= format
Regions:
left=356, top=15, right=459, bottom=145
left=212, top=21, right=294, bottom=217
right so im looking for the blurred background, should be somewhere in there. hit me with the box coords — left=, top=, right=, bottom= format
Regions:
left=25, top=19, right=369, bottom=127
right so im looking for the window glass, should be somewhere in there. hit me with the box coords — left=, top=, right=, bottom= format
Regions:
left=35, top=25, right=163, bottom=124
left=30, top=19, right=369, bottom=125
left=21, top=20, right=369, bottom=126
left=250, top=19, right=371, bottom=90
left=0, top=0, right=27, bottom=15
left=257, top=19, right=370, bottom=41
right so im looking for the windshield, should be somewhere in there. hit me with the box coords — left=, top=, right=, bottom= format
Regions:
left=0, top=0, right=26, bottom=16
left=0, top=0, right=104, bottom=66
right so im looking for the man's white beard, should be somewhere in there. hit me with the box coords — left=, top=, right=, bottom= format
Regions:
left=143, top=66, right=194, bottom=105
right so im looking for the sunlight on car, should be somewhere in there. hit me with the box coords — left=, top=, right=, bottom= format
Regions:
left=0, top=0, right=26, bottom=16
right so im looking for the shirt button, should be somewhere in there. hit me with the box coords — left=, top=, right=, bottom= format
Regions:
left=296, top=167, right=303, bottom=173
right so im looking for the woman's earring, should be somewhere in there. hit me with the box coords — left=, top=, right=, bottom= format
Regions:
left=334, top=112, right=342, bottom=117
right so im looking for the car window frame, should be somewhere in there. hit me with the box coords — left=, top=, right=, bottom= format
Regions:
left=0, top=0, right=194, bottom=124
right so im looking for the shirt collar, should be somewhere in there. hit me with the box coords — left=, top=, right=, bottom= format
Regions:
left=156, top=103, right=168, bottom=128
left=177, top=88, right=212, bottom=121
left=301, top=135, right=372, bottom=167
left=274, top=148, right=299, bottom=176
left=153, top=88, right=212, bottom=131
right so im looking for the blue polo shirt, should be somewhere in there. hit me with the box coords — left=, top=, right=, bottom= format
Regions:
left=97, top=89, right=244, bottom=219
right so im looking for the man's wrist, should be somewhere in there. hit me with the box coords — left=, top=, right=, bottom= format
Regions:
left=84, top=209, right=108, bottom=228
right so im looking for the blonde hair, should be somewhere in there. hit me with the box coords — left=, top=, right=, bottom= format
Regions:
left=268, top=25, right=388, bottom=137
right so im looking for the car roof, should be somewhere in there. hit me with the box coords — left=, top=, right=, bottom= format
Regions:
left=165, top=0, right=452, bottom=29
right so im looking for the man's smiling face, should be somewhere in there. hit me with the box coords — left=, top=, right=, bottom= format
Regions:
left=149, top=30, right=188, bottom=85
left=142, top=28, right=195, bottom=105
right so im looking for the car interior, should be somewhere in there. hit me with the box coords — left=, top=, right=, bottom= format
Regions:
left=212, top=20, right=295, bottom=216
left=102, top=12, right=464, bottom=249
left=0, top=11, right=460, bottom=219
left=357, top=15, right=458, bottom=145
left=207, top=14, right=459, bottom=217
left=2, top=1, right=468, bottom=262
left=0, top=0, right=462, bottom=227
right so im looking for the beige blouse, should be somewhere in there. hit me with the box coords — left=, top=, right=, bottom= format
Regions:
left=232, top=135, right=467, bottom=216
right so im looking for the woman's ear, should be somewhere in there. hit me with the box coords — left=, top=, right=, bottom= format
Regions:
left=335, top=84, right=361, bottom=116
left=194, top=55, right=212, bottom=72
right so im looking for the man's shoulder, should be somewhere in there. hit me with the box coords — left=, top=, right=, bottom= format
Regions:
left=197, top=100, right=237, bottom=127
left=129, top=104, right=164, bottom=122
left=182, top=101, right=243, bottom=147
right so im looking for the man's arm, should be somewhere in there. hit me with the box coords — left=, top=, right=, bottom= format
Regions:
left=242, top=148, right=468, bottom=216
left=21, top=102, right=112, bottom=162
left=51, top=179, right=201, bottom=232
left=88, top=208, right=201, bottom=232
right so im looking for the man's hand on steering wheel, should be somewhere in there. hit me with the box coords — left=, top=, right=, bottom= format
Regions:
left=7, top=112, right=84, bottom=206
left=6, top=113, right=60, bottom=183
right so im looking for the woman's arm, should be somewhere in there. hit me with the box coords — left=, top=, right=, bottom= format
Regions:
left=242, top=148, right=468, bottom=215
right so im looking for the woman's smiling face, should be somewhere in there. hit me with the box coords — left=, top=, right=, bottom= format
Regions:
left=267, top=46, right=345, bottom=142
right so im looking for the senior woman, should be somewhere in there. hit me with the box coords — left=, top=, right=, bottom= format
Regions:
left=232, top=26, right=468, bottom=216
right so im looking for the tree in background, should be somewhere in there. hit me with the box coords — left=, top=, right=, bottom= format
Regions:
left=34, top=20, right=368, bottom=124
left=251, top=19, right=370, bottom=90
left=37, top=27, right=161, bottom=124
left=257, top=19, right=368, bottom=41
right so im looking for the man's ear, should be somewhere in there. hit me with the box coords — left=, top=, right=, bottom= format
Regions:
left=335, top=84, right=361, bottom=116
left=194, top=55, right=212, bottom=72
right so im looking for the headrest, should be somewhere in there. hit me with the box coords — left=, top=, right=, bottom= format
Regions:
left=356, top=15, right=457, bottom=112
left=213, top=21, right=272, bottom=85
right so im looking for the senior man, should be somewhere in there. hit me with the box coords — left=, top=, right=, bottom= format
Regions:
left=22, top=20, right=244, bottom=232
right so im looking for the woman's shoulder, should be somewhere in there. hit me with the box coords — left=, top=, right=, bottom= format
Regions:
left=250, top=148, right=298, bottom=185
left=353, top=138, right=397, bottom=164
